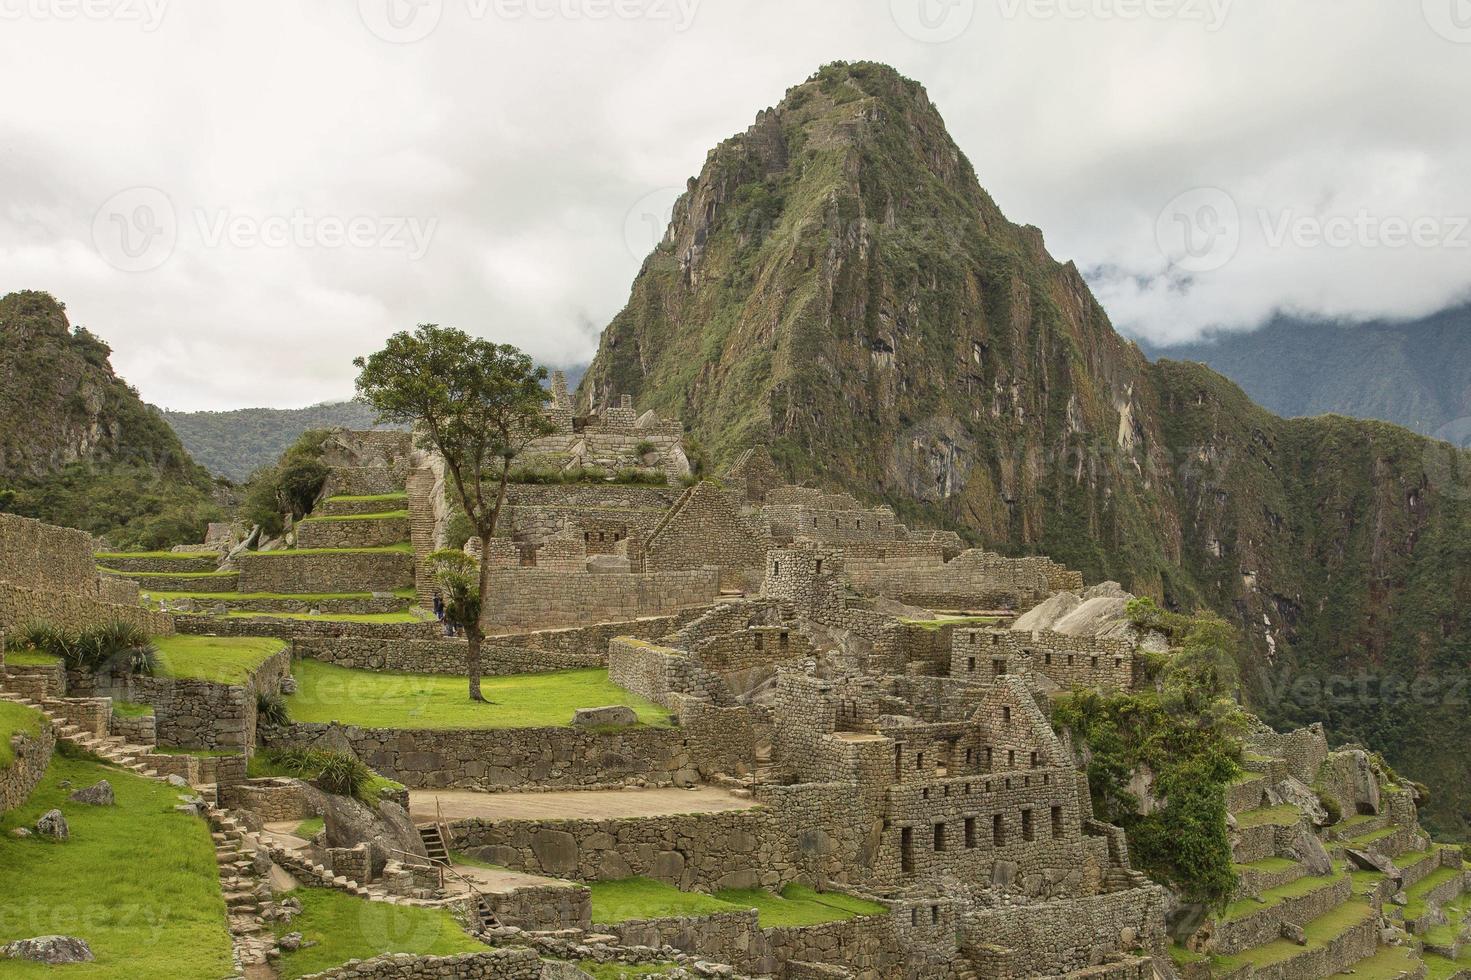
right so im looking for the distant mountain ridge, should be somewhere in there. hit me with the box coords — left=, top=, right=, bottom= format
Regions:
left=162, top=401, right=403, bottom=481
left=1141, top=305, right=1471, bottom=439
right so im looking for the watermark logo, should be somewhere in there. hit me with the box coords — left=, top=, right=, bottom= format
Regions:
left=622, top=186, right=683, bottom=261
left=1156, top=187, right=1240, bottom=273
left=0, top=0, right=168, bottom=30
left=358, top=0, right=443, bottom=43
left=890, top=0, right=976, bottom=42
left=1259, top=210, right=1470, bottom=250
left=996, top=0, right=1231, bottom=30
left=359, top=0, right=700, bottom=41
left=1423, top=0, right=1471, bottom=43
left=92, top=186, right=177, bottom=273
left=194, top=209, right=438, bottom=259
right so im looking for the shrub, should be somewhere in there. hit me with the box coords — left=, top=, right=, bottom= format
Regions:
left=256, top=692, right=289, bottom=728
left=6, top=621, right=75, bottom=659
left=241, top=429, right=332, bottom=536
left=632, top=440, right=656, bottom=457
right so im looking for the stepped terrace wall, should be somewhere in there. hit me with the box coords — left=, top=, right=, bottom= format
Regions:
left=291, top=948, right=541, bottom=980
left=0, top=513, right=173, bottom=634
left=236, top=549, right=415, bottom=594
left=292, top=615, right=690, bottom=675
left=480, top=568, right=719, bottom=632
left=176, top=616, right=438, bottom=641
left=295, top=514, right=410, bottom=550
left=453, top=807, right=784, bottom=891
left=265, top=723, right=697, bottom=791
left=960, top=887, right=1169, bottom=976
left=0, top=715, right=54, bottom=814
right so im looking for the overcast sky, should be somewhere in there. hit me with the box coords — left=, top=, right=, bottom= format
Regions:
left=2, top=0, right=1468, bottom=411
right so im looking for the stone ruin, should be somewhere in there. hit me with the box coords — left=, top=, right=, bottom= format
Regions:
left=1, top=401, right=1467, bottom=980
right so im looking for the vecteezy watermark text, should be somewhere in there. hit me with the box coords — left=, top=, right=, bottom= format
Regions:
left=995, top=0, right=1232, bottom=30
left=195, top=209, right=437, bottom=259
left=0, top=0, right=167, bottom=30
left=358, top=0, right=699, bottom=43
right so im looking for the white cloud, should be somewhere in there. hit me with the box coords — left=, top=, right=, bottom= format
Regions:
left=1, top=0, right=1469, bottom=408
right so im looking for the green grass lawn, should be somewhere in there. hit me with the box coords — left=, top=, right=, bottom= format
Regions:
left=1421, top=895, right=1469, bottom=947
left=1223, top=867, right=1343, bottom=921
left=1348, top=942, right=1427, bottom=980
left=153, top=635, right=286, bottom=685
left=111, top=569, right=237, bottom=579
left=587, top=878, right=885, bottom=928
left=284, top=661, right=672, bottom=730
left=300, top=510, right=410, bottom=522
left=2, top=649, right=62, bottom=667
left=144, top=588, right=417, bottom=602
left=294, top=817, right=324, bottom=839
left=1235, top=804, right=1302, bottom=828
left=223, top=610, right=420, bottom=624
left=1346, top=825, right=1399, bottom=847
left=0, top=755, right=233, bottom=978
left=1233, top=856, right=1298, bottom=874
left=1213, top=900, right=1374, bottom=971
left=0, top=701, right=42, bottom=768
left=272, top=887, right=485, bottom=979
left=111, top=700, right=154, bottom=718
left=1404, top=867, right=1462, bottom=921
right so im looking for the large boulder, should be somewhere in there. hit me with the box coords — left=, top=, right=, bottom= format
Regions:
left=321, top=794, right=427, bottom=877
left=1345, top=848, right=1403, bottom=883
left=1268, top=777, right=1329, bottom=827
left=34, top=809, right=68, bottom=840
left=1, top=936, right=94, bottom=964
left=1283, top=822, right=1334, bottom=876
left=572, top=705, right=637, bottom=728
left=69, top=780, right=114, bottom=806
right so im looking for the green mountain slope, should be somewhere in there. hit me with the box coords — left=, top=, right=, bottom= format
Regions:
left=163, top=401, right=403, bottom=481
left=0, top=290, right=221, bottom=548
left=1142, top=307, right=1471, bottom=438
left=582, top=61, right=1471, bottom=834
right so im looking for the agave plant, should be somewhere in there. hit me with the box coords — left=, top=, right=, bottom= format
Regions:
left=69, top=622, right=158, bottom=677
left=7, top=621, right=76, bottom=659
left=255, top=692, right=289, bottom=728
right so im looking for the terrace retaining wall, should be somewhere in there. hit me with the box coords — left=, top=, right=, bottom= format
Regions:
left=236, top=550, right=415, bottom=594
left=480, top=568, right=719, bottom=632
left=0, top=718, right=53, bottom=814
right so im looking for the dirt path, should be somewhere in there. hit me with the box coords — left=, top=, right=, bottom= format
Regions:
left=409, top=785, right=757, bottom=822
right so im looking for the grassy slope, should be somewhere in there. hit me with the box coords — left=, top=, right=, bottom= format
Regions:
left=0, top=754, right=233, bottom=977
left=153, top=634, right=286, bottom=684
left=272, top=887, right=484, bottom=979
left=284, top=661, right=672, bottom=730
left=0, top=701, right=42, bottom=768
left=587, top=878, right=885, bottom=928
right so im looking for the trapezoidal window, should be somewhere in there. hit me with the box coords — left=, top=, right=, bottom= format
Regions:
left=964, top=817, right=977, bottom=848
left=1051, top=806, right=1064, bottom=839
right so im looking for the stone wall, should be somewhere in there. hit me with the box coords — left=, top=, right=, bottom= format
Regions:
left=293, top=948, right=542, bottom=980
left=483, top=883, right=592, bottom=932
left=454, top=807, right=782, bottom=891
left=236, top=549, right=415, bottom=594
left=642, top=481, right=769, bottom=591
left=176, top=616, right=438, bottom=642
left=844, top=549, right=1071, bottom=610
left=0, top=512, right=96, bottom=593
left=117, top=646, right=291, bottom=751
left=953, top=629, right=1135, bottom=691
left=266, top=723, right=697, bottom=791
left=0, top=580, right=174, bottom=635
left=480, top=568, right=719, bottom=632
left=296, top=514, right=411, bottom=550
left=292, top=615, right=692, bottom=676
left=960, top=886, right=1168, bottom=976
left=0, top=715, right=53, bottom=814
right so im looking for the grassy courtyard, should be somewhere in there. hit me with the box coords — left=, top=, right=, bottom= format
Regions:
left=586, top=877, right=886, bottom=928
left=0, top=754, right=233, bottom=977
left=0, top=701, right=43, bottom=768
left=224, top=610, right=421, bottom=624
left=284, top=660, right=672, bottom=730
left=272, top=887, right=485, bottom=979
left=153, top=634, right=287, bottom=685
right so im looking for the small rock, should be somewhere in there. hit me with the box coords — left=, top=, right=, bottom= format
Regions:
left=69, top=780, right=114, bottom=806
left=0, top=936, right=94, bottom=964
left=9, top=827, right=30, bottom=839
left=166, top=775, right=188, bottom=787
left=1280, top=922, right=1306, bottom=945
left=58, top=780, right=71, bottom=789
left=279, top=932, right=304, bottom=952
left=34, top=810, right=68, bottom=840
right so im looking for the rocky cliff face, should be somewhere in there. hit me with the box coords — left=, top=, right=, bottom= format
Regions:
left=0, top=290, right=219, bottom=548
left=582, top=62, right=1471, bottom=833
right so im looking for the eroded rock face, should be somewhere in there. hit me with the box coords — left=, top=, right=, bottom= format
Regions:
left=34, top=809, right=68, bottom=840
left=1268, top=777, right=1328, bottom=827
left=1, top=936, right=94, bottom=964
left=1283, top=822, right=1334, bottom=876
left=321, top=794, right=426, bottom=877
left=68, top=780, right=114, bottom=806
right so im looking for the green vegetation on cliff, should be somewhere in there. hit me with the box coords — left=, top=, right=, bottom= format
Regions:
left=581, top=61, right=1471, bottom=834
left=0, top=291, right=222, bottom=549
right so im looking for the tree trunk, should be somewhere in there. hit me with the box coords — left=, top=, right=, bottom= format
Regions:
left=467, top=541, right=494, bottom=702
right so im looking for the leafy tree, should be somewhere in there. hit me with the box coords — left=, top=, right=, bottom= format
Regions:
left=240, top=429, right=332, bottom=536
left=354, top=325, right=552, bottom=701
